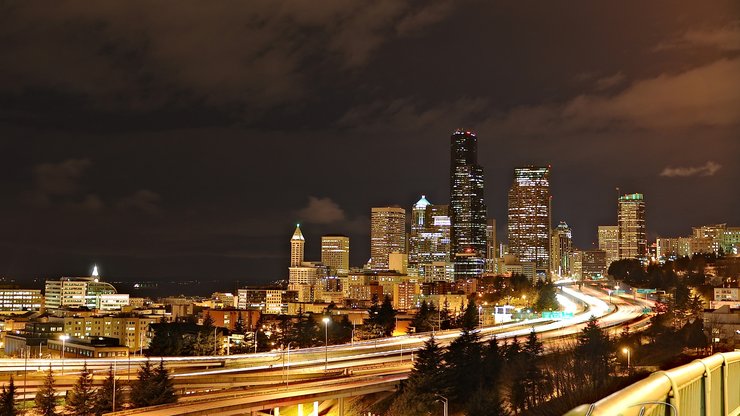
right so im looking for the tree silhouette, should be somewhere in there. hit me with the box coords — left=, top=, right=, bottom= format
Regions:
left=0, top=376, right=17, bottom=416
left=65, top=362, right=95, bottom=416
left=93, top=365, right=124, bottom=415
left=34, top=366, right=57, bottom=416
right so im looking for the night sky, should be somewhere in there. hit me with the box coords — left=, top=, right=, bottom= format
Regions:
left=1, top=1, right=738, bottom=285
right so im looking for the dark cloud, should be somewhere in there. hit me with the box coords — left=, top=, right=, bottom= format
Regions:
left=116, top=190, right=163, bottom=215
left=0, top=0, right=738, bottom=282
left=296, top=196, right=346, bottom=224
left=33, top=158, right=91, bottom=196
left=0, top=0, right=459, bottom=115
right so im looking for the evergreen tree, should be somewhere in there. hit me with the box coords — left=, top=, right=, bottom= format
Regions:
left=0, top=376, right=17, bottom=416
left=408, top=335, right=445, bottom=392
left=151, top=360, right=176, bottom=405
left=575, top=316, right=614, bottom=388
left=130, top=360, right=155, bottom=408
left=388, top=336, right=446, bottom=416
left=130, top=359, right=176, bottom=407
left=535, top=283, right=559, bottom=311
left=409, top=300, right=430, bottom=333
left=444, top=298, right=482, bottom=403
left=291, top=313, right=320, bottom=348
left=93, top=365, right=123, bottom=415
left=521, top=330, right=548, bottom=409
left=65, top=362, right=95, bottom=416
left=378, top=295, right=397, bottom=336
left=35, top=366, right=58, bottom=416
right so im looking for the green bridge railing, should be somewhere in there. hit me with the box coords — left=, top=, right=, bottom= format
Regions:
left=566, top=351, right=740, bottom=416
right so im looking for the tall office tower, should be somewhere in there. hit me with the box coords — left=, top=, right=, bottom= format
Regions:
left=290, top=224, right=305, bottom=267
left=370, top=207, right=406, bottom=270
left=598, top=225, right=620, bottom=269
left=507, top=166, right=552, bottom=279
left=449, top=129, right=487, bottom=279
left=485, top=219, right=497, bottom=272
left=618, top=193, right=647, bottom=263
left=409, top=196, right=452, bottom=280
left=550, top=221, right=572, bottom=276
left=288, top=225, right=318, bottom=301
left=321, top=235, right=350, bottom=276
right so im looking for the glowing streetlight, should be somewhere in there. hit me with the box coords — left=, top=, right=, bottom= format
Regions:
left=284, top=342, right=293, bottom=387
left=622, top=347, right=631, bottom=369
left=59, top=335, right=70, bottom=375
left=322, top=317, right=330, bottom=371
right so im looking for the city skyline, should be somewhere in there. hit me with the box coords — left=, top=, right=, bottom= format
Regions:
left=0, top=1, right=738, bottom=282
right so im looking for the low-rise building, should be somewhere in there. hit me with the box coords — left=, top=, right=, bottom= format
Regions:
left=0, top=289, right=43, bottom=313
left=47, top=336, right=129, bottom=359
left=704, top=305, right=740, bottom=349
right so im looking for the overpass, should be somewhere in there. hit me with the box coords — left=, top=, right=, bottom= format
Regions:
left=567, top=351, right=740, bottom=416
left=106, top=373, right=404, bottom=416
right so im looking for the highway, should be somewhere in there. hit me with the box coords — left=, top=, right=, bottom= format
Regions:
left=0, top=283, right=653, bottom=414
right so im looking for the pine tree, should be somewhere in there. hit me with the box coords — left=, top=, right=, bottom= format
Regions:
left=130, top=360, right=155, bottom=408
left=151, top=359, right=176, bottom=405
left=0, top=376, right=17, bottom=416
left=378, top=295, right=397, bottom=336
left=93, top=365, right=123, bottom=415
left=445, top=298, right=482, bottom=403
left=35, top=366, right=58, bottom=416
left=65, top=362, right=95, bottom=416
left=575, top=316, right=614, bottom=388
left=408, top=335, right=444, bottom=392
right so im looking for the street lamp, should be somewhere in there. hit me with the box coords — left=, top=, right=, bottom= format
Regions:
left=112, top=357, right=118, bottom=412
left=622, top=347, right=631, bottom=369
left=284, top=342, right=293, bottom=387
left=478, top=305, right=482, bottom=327
left=59, top=335, right=69, bottom=375
left=322, top=317, right=330, bottom=372
left=436, top=394, right=448, bottom=416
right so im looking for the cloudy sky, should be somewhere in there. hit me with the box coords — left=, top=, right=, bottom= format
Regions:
left=1, top=0, right=738, bottom=284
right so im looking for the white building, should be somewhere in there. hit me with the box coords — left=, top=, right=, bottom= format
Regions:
left=45, top=277, right=127, bottom=311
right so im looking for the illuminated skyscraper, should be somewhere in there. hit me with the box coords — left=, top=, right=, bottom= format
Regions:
left=290, top=224, right=305, bottom=267
left=449, top=129, right=487, bottom=279
left=598, top=225, right=619, bottom=269
left=409, top=195, right=452, bottom=280
left=618, top=193, right=647, bottom=262
left=370, top=207, right=406, bottom=270
left=550, top=221, right=572, bottom=276
left=507, top=166, right=551, bottom=278
left=321, top=235, right=350, bottom=276
left=288, top=225, right=321, bottom=301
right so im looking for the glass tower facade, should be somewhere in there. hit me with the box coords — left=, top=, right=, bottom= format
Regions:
left=618, top=193, right=647, bottom=263
left=449, top=129, right=487, bottom=279
left=409, top=195, right=452, bottom=280
left=507, top=166, right=552, bottom=277
left=370, top=207, right=406, bottom=270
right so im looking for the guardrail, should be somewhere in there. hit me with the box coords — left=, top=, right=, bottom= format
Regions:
left=566, top=351, right=740, bottom=416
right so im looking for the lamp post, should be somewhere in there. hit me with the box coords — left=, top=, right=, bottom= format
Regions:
left=622, top=347, right=631, bottom=370
left=112, top=357, right=117, bottom=412
left=284, top=342, right=293, bottom=387
left=478, top=305, right=482, bottom=327
left=59, top=335, right=69, bottom=375
left=322, top=317, right=330, bottom=372
left=436, top=394, right=448, bottom=416
left=23, top=347, right=27, bottom=411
